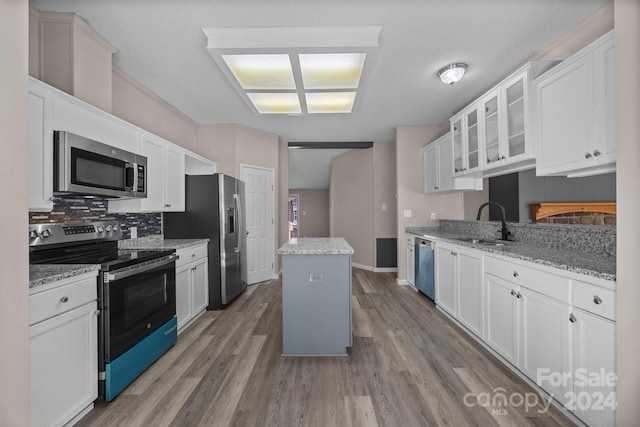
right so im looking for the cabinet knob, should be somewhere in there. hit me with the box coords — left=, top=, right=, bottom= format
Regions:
left=593, top=295, right=603, bottom=305
left=434, top=186, right=439, bottom=190
left=60, top=296, right=69, bottom=303
left=569, top=313, right=577, bottom=323
left=487, top=158, right=491, bottom=164
left=510, top=290, right=516, bottom=296
left=513, top=271, right=519, bottom=278
left=593, top=149, right=601, bottom=157
left=94, top=310, right=101, bottom=316
left=585, top=152, right=593, bottom=159
left=516, top=292, right=522, bottom=299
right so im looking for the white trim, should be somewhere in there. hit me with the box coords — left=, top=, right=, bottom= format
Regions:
left=352, top=263, right=374, bottom=272
left=374, top=267, right=397, bottom=273
left=240, top=164, right=276, bottom=284
left=397, top=278, right=409, bottom=285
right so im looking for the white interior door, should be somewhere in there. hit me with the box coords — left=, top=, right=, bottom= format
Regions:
left=241, top=165, right=275, bottom=284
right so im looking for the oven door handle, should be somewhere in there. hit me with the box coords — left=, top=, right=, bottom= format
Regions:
left=104, top=254, right=178, bottom=282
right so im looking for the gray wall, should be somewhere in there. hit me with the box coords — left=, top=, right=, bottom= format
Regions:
left=517, top=169, right=616, bottom=222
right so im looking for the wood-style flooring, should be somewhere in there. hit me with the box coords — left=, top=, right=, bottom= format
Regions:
left=76, top=269, right=575, bottom=427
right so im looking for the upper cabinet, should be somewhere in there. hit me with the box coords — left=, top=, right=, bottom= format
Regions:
left=450, top=62, right=556, bottom=180
left=423, top=133, right=482, bottom=194
left=533, top=30, right=615, bottom=178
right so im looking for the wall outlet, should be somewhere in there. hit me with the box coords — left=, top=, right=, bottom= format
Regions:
left=382, top=203, right=387, bottom=211
left=403, top=209, right=412, bottom=218
left=430, top=212, right=437, bottom=220
left=130, top=226, right=137, bottom=239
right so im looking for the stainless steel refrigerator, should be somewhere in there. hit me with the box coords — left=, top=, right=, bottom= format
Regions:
left=164, top=173, right=247, bottom=309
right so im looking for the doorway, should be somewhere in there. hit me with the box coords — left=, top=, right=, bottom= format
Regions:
left=288, top=194, right=299, bottom=239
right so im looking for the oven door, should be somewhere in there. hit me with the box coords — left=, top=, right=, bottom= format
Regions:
left=100, top=254, right=177, bottom=363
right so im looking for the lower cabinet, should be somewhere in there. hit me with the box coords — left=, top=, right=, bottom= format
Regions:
left=29, top=274, right=98, bottom=427
left=433, top=243, right=616, bottom=427
left=406, top=235, right=415, bottom=286
left=435, top=242, right=483, bottom=338
left=175, top=244, right=209, bottom=333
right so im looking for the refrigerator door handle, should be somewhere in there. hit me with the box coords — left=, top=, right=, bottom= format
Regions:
left=234, top=193, right=241, bottom=253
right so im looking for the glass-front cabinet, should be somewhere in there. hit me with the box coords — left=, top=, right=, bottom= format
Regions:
left=452, top=117, right=464, bottom=174
left=451, top=106, right=482, bottom=177
left=483, top=91, right=500, bottom=165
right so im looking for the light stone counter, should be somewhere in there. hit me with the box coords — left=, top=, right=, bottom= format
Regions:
left=119, top=236, right=209, bottom=251
left=278, top=237, right=354, bottom=255
left=30, top=264, right=101, bottom=290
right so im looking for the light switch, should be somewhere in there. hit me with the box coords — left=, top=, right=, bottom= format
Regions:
left=382, top=203, right=387, bottom=211
left=430, top=212, right=436, bottom=220
left=403, top=210, right=412, bottom=218
left=130, top=226, right=137, bottom=239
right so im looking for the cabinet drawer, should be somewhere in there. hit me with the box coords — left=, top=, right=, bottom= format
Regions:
left=485, top=256, right=570, bottom=303
left=176, top=244, right=208, bottom=268
left=30, top=277, right=97, bottom=325
left=573, top=280, right=616, bottom=321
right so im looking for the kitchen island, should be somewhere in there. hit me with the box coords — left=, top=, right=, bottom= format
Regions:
left=278, top=238, right=354, bottom=356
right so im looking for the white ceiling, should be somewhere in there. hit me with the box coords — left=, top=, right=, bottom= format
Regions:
left=30, top=0, right=608, bottom=188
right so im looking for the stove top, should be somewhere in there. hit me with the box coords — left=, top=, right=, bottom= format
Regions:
left=29, top=220, right=174, bottom=270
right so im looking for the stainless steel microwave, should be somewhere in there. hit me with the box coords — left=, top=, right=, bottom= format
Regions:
left=54, top=130, right=147, bottom=199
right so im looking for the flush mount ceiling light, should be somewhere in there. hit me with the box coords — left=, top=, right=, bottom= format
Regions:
left=203, top=26, right=381, bottom=115
left=438, top=63, right=468, bottom=86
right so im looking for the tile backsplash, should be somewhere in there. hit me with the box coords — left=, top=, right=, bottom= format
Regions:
left=29, top=198, right=161, bottom=240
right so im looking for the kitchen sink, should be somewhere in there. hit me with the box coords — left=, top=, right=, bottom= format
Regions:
left=455, top=237, right=506, bottom=247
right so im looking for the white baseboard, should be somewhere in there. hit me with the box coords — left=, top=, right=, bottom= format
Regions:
left=374, top=267, right=398, bottom=273
left=397, top=278, right=408, bottom=285
left=352, top=263, right=374, bottom=271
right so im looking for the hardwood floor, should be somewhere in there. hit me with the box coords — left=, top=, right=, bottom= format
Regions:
left=76, top=269, right=575, bottom=427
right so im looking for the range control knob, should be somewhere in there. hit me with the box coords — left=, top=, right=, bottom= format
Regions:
left=112, top=225, right=119, bottom=232
left=41, top=229, right=52, bottom=238
left=97, top=226, right=105, bottom=233
left=29, top=230, right=39, bottom=239
left=105, top=225, right=113, bottom=232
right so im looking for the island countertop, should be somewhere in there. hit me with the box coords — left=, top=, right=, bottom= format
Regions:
left=278, top=238, right=354, bottom=255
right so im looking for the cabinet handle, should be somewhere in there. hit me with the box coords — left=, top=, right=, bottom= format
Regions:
left=450, top=251, right=458, bottom=256
left=487, top=158, right=491, bottom=164
left=510, top=290, right=516, bottom=296
left=585, top=152, right=593, bottom=159
left=513, top=271, right=519, bottom=278
left=455, top=168, right=459, bottom=172
left=593, top=149, right=601, bottom=157
left=60, top=296, right=69, bottom=303
left=434, top=186, right=439, bottom=190
left=569, top=313, right=577, bottom=323
left=516, top=292, right=522, bottom=299
left=501, top=155, right=506, bottom=160
left=593, top=295, right=603, bottom=305
left=94, top=310, right=101, bottom=316
left=191, top=253, right=196, bottom=258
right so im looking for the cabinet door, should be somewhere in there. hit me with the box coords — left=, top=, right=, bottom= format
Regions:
left=28, top=82, right=54, bottom=211
left=165, top=144, right=185, bottom=212
left=406, top=244, right=415, bottom=286
left=423, top=143, right=439, bottom=193
left=572, top=308, right=616, bottom=427
left=451, top=118, right=464, bottom=174
left=519, top=287, right=572, bottom=404
left=457, top=250, right=484, bottom=338
left=485, top=274, right=518, bottom=366
left=434, top=245, right=456, bottom=317
left=594, top=40, right=616, bottom=165
left=465, top=108, right=480, bottom=172
left=191, top=257, right=209, bottom=315
left=482, top=92, right=501, bottom=167
left=175, top=264, right=192, bottom=331
left=30, top=302, right=98, bottom=427
left=535, top=54, right=595, bottom=174
left=140, top=134, right=167, bottom=212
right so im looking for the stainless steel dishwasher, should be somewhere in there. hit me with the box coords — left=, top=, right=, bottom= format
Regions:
left=414, top=237, right=435, bottom=300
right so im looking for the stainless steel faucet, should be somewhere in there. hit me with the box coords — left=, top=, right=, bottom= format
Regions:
left=476, top=201, right=511, bottom=241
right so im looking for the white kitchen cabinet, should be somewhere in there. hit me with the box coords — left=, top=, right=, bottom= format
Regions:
left=165, top=143, right=186, bottom=211
left=534, top=30, right=615, bottom=178
left=28, top=79, right=54, bottom=211
left=571, top=279, right=616, bottom=427
left=484, top=254, right=572, bottom=403
left=405, top=235, right=415, bottom=286
left=29, top=274, right=98, bottom=427
left=175, top=244, right=209, bottom=333
left=423, top=133, right=482, bottom=194
left=435, top=242, right=483, bottom=338
left=451, top=107, right=482, bottom=177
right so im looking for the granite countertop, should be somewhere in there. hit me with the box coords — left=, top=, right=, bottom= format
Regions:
left=406, top=227, right=616, bottom=282
left=278, top=238, right=354, bottom=255
left=30, top=264, right=101, bottom=290
left=119, top=236, right=209, bottom=251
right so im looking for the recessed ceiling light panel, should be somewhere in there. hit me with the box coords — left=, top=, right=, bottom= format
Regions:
left=305, top=92, right=357, bottom=114
left=247, top=92, right=301, bottom=114
left=222, top=54, right=296, bottom=90
left=299, top=53, right=366, bottom=89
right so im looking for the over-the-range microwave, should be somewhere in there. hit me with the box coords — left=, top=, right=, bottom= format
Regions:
left=53, top=130, right=147, bottom=199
